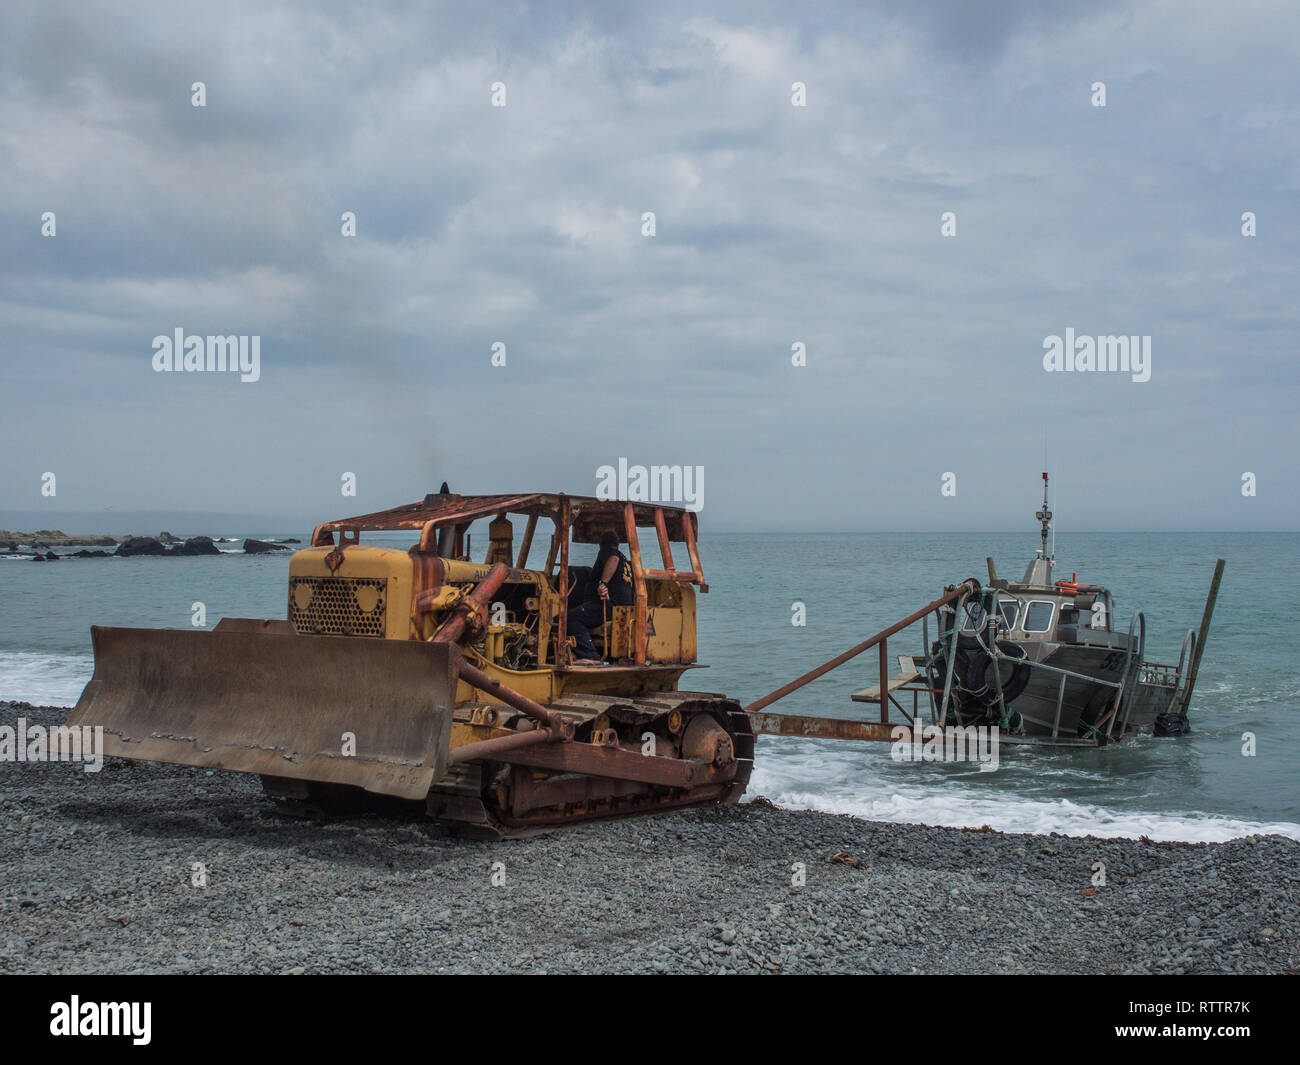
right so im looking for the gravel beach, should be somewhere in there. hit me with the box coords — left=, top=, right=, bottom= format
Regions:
left=2, top=702, right=1297, bottom=975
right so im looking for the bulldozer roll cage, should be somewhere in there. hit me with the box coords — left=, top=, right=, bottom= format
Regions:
left=311, top=490, right=707, bottom=668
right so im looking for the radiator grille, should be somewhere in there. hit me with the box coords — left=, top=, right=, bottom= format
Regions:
left=288, top=576, right=388, bottom=637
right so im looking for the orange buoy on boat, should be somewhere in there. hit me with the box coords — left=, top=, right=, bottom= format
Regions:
left=1055, top=573, right=1081, bottom=595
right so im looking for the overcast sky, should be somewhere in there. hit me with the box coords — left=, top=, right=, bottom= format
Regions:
left=2, top=0, right=1297, bottom=532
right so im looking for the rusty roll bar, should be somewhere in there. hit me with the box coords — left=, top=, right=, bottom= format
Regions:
left=744, top=578, right=981, bottom=714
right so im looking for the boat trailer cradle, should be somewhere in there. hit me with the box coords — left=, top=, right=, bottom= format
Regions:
left=430, top=557, right=1220, bottom=762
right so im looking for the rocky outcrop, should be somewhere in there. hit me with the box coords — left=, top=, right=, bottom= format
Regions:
left=244, top=538, right=289, bottom=554
left=60, top=538, right=216, bottom=558
left=169, top=536, right=221, bottom=556
left=116, top=536, right=166, bottom=557
left=1, top=532, right=119, bottom=547
left=21, top=533, right=294, bottom=559
left=111, top=535, right=223, bottom=557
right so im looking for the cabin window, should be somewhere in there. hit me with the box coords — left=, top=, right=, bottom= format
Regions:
left=1023, top=601, right=1055, bottom=632
left=998, top=600, right=1019, bottom=629
left=960, top=602, right=987, bottom=631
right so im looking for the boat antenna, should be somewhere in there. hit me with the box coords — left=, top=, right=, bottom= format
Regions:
left=1037, top=471, right=1053, bottom=564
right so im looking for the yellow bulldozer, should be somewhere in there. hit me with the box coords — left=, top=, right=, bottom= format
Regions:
left=68, top=489, right=754, bottom=837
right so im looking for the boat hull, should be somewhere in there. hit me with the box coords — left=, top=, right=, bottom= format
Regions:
left=1005, top=642, right=1128, bottom=739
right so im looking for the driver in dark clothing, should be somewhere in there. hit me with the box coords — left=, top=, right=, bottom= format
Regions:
left=567, top=531, right=634, bottom=663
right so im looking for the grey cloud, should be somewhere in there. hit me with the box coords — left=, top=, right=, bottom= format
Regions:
left=1, top=0, right=1298, bottom=531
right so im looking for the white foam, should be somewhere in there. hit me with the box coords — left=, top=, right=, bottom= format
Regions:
left=747, top=744, right=1300, bottom=843
left=0, top=651, right=93, bottom=707
left=748, top=782, right=1300, bottom=843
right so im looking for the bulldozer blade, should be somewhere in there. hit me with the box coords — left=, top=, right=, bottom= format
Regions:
left=67, top=625, right=457, bottom=800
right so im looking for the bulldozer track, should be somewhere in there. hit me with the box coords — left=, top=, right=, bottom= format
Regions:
left=266, top=693, right=754, bottom=839
left=435, top=694, right=753, bottom=838
left=430, top=692, right=753, bottom=838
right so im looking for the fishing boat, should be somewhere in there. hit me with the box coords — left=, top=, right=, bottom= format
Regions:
left=745, top=473, right=1224, bottom=750
left=914, top=474, right=1222, bottom=743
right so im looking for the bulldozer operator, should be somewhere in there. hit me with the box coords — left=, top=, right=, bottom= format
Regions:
left=568, top=531, right=634, bottom=663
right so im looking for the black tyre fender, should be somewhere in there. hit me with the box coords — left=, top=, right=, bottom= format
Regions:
left=930, top=636, right=984, bottom=697
left=989, top=641, right=1032, bottom=705
left=954, top=633, right=992, bottom=701
left=955, top=636, right=1031, bottom=707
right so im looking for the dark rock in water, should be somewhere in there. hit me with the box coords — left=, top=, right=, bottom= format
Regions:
left=116, top=536, right=166, bottom=557
left=244, top=538, right=289, bottom=554
left=1154, top=712, right=1191, bottom=737
left=95, top=535, right=217, bottom=558
left=72, top=549, right=112, bottom=558
left=157, top=531, right=182, bottom=544
left=171, top=536, right=221, bottom=556
left=284, top=538, right=301, bottom=544
left=30, top=553, right=44, bottom=562
left=44, top=551, right=59, bottom=561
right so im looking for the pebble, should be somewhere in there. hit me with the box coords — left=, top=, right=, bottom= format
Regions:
left=3, top=701, right=1298, bottom=975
